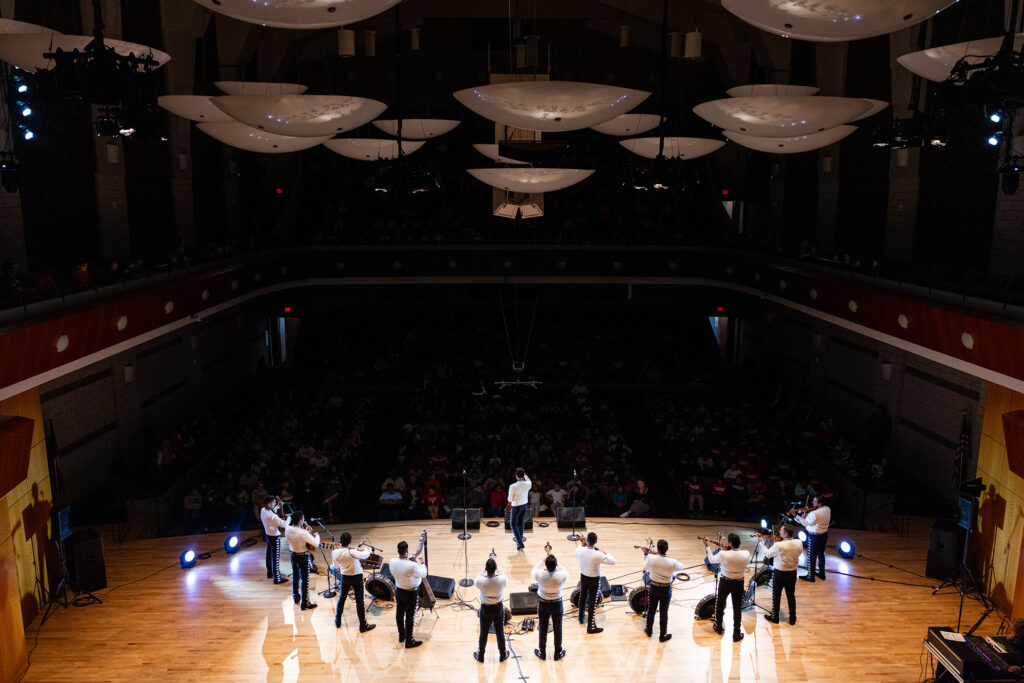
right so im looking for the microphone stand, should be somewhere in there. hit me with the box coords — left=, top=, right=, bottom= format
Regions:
left=458, top=469, right=474, bottom=589
left=361, top=539, right=384, bottom=612
left=566, top=469, right=580, bottom=542
left=312, top=519, right=338, bottom=599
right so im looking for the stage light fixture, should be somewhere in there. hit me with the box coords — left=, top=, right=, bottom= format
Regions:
left=988, top=133, right=1002, bottom=146
left=839, top=540, right=855, bottom=558
left=225, top=535, right=240, bottom=554
left=17, top=84, right=27, bottom=93
left=797, top=530, right=807, bottom=544
left=990, top=111, right=1003, bottom=123
left=760, top=518, right=770, bottom=530
left=21, top=106, right=31, bottom=117
left=180, top=549, right=197, bottom=569
left=22, top=129, right=34, bottom=141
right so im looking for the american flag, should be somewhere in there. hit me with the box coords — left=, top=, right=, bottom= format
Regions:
left=952, top=410, right=971, bottom=490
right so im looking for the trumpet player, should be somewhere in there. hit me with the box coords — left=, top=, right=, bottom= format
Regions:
left=473, top=550, right=509, bottom=663
left=260, top=495, right=290, bottom=584
left=576, top=532, right=615, bottom=634
left=331, top=532, right=375, bottom=633
left=532, top=541, right=568, bottom=661
left=284, top=510, right=319, bottom=610
left=640, top=539, right=685, bottom=642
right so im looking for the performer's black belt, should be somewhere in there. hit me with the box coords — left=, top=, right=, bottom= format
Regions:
left=290, top=550, right=309, bottom=555
left=539, top=597, right=563, bottom=603
left=649, top=581, right=671, bottom=588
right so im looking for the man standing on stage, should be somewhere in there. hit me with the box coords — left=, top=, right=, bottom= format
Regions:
left=576, top=532, right=616, bottom=634
left=532, top=543, right=568, bottom=661
left=389, top=540, right=427, bottom=649
left=641, top=539, right=685, bottom=642
left=507, top=468, right=531, bottom=551
left=704, top=533, right=750, bottom=642
left=260, top=495, right=290, bottom=584
left=331, top=532, right=376, bottom=633
left=757, top=525, right=803, bottom=625
left=473, top=556, right=509, bottom=663
left=792, top=496, right=831, bottom=582
left=284, top=510, right=319, bottom=610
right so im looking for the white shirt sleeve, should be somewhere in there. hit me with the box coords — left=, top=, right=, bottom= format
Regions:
left=352, top=547, right=371, bottom=560
left=414, top=562, right=428, bottom=579
left=601, top=552, right=616, bottom=566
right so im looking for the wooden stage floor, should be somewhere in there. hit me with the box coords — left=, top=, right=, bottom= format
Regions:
left=20, top=517, right=989, bottom=682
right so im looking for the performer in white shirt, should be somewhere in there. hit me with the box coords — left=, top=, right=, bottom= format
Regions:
left=757, top=524, right=803, bottom=625
left=473, top=556, right=510, bottom=663
left=791, top=496, right=832, bottom=582
left=641, top=539, right=685, bottom=642
left=330, top=532, right=375, bottom=633
left=389, top=540, right=427, bottom=649
left=507, top=468, right=532, bottom=551
left=284, top=510, right=320, bottom=610
left=260, top=495, right=290, bottom=584
left=532, top=542, right=568, bottom=661
left=704, top=533, right=750, bottom=642
left=576, top=532, right=616, bottom=634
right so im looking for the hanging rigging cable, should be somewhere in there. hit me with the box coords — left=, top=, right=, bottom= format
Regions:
left=495, top=283, right=541, bottom=389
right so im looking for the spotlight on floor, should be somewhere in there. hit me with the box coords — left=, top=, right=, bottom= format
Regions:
left=760, top=518, right=770, bottom=531
left=839, top=540, right=855, bottom=558
left=225, top=535, right=240, bottom=555
left=797, top=530, right=807, bottom=544
left=180, top=549, right=197, bottom=569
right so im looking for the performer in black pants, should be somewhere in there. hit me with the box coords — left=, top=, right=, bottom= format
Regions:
left=791, top=497, right=831, bottom=582
left=575, top=532, right=616, bottom=634
left=474, top=557, right=509, bottom=663
left=532, top=544, right=568, bottom=660
left=389, top=540, right=427, bottom=649
left=704, top=533, right=751, bottom=642
left=259, top=495, right=290, bottom=584
left=330, top=532, right=376, bottom=633
left=641, top=539, right=685, bottom=642
left=757, top=525, right=803, bottom=625
left=284, top=510, right=319, bottom=609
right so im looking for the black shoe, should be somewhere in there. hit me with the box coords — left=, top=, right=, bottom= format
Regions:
left=733, top=632, right=744, bottom=642
left=534, top=649, right=546, bottom=660
left=817, top=572, right=826, bottom=580
left=398, top=634, right=405, bottom=643
left=765, top=614, right=780, bottom=624
left=554, top=650, right=567, bottom=661
left=473, top=651, right=484, bottom=663
left=799, top=575, right=814, bottom=583
left=499, top=651, right=509, bottom=663
left=587, top=626, right=604, bottom=634
left=274, top=578, right=289, bottom=584
left=406, top=639, right=422, bottom=649
left=334, top=618, right=341, bottom=629
left=645, top=629, right=652, bottom=638
left=713, top=624, right=725, bottom=635
left=659, top=634, right=672, bottom=643
left=301, top=602, right=317, bottom=610
left=360, top=624, right=376, bottom=633
left=789, top=617, right=797, bottom=626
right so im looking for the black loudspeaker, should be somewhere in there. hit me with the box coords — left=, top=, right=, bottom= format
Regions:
left=504, top=507, right=533, bottom=532
left=378, top=563, right=394, bottom=581
left=510, top=591, right=539, bottom=614
left=427, top=575, right=456, bottom=599
left=926, top=519, right=965, bottom=580
left=556, top=506, right=586, bottom=529
left=599, top=576, right=611, bottom=598
left=67, top=528, right=106, bottom=593
left=52, top=504, right=72, bottom=542
left=451, top=508, right=481, bottom=531
left=694, top=593, right=717, bottom=620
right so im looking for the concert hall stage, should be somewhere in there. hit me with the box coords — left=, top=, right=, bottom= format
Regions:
left=19, top=517, right=985, bottom=682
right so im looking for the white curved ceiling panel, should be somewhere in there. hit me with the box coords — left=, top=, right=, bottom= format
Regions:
left=590, top=113, right=665, bottom=136
left=693, top=96, right=874, bottom=137
left=726, top=84, right=820, bottom=97
left=0, top=34, right=170, bottom=73
left=191, top=0, right=401, bottom=30
left=197, top=122, right=330, bottom=153
left=212, top=95, right=387, bottom=137
left=619, top=137, right=726, bottom=160
left=454, top=81, right=650, bottom=132
left=215, top=81, right=308, bottom=95
left=722, top=0, right=956, bottom=42
left=371, top=119, right=461, bottom=138
left=322, top=138, right=425, bottom=160
left=158, top=96, right=234, bottom=123
left=897, top=34, right=1024, bottom=83
left=724, top=125, right=858, bottom=153
left=471, top=144, right=530, bottom=165
left=466, top=168, right=595, bottom=193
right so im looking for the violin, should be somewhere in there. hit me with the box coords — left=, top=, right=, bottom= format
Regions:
left=697, top=536, right=730, bottom=550
left=579, top=536, right=601, bottom=552
left=634, top=545, right=655, bottom=554
left=751, top=533, right=783, bottom=542
left=788, top=505, right=819, bottom=516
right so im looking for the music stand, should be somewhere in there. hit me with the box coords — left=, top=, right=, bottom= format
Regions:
left=932, top=489, right=991, bottom=630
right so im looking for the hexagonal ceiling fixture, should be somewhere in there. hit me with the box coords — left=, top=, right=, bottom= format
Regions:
left=214, top=81, right=308, bottom=96
left=726, top=84, right=820, bottom=97
left=158, top=96, right=234, bottom=123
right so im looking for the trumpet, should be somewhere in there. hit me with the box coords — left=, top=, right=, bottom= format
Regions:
left=544, top=541, right=552, bottom=554
left=489, top=547, right=497, bottom=560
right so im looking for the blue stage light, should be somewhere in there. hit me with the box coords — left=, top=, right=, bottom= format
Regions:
left=225, top=535, right=240, bottom=554
left=22, top=130, right=33, bottom=140
left=991, top=112, right=1002, bottom=124
left=797, top=530, right=807, bottom=544
left=760, top=518, right=769, bottom=530
left=988, top=135, right=1001, bottom=146
left=839, top=540, right=855, bottom=558
left=180, top=549, right=197, bottom=568
left=17, top=84, right=27, bottom=93
left=21, top=107, right=31, bottom=117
